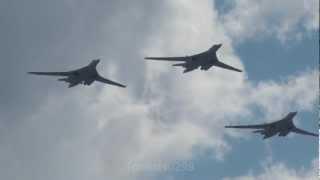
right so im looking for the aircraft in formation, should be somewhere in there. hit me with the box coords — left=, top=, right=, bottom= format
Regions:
left=28, top=59, right=126, bottom=88
left=145, top=44, right=242, bottom=73
left=225, top=112, right=318, bottom=139
left=28, top=46, right=316, bottom=140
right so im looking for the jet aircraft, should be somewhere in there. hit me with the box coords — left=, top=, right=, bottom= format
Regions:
left=28, top=59, right=126, bottom=88
left=145, top=44, right=242, bottom=73
left=225, top=112, right=318, bottom=139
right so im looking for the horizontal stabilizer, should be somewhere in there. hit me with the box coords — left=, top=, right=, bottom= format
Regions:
left=172, top=63, right=186, bottom=67
left=252, top=130, right=264, bottom=134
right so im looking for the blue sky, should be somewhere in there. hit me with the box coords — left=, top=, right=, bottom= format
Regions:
left=0, top=0, right=318, bottom=180
left=236, top=34, right=318, bottom=82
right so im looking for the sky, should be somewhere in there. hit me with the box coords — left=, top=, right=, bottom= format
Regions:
left=0, top=0, right=318, bottom=180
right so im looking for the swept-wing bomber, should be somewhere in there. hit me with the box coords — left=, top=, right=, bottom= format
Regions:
left=145, top=44, right=242, bottom=73
left=29, top=59, right=126, bottom=88
left=225, top=112, right=318, bottom=139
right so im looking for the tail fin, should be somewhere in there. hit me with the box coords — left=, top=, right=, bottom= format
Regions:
left=89, top=59, right=100, bottom=67
left=209, top=44, right=222, bottom=53
left=285, top=112, right=298, bottom=120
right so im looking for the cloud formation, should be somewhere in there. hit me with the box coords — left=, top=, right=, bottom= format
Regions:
left=223, top=159, right=318, bottom=180
left=220, top=0, right=319, bottom=42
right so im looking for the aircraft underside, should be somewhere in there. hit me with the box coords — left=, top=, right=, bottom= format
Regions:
left=58, top=76, right=95, bottom=88
left=172, top=62, right=212, bottom=73
left=253, top=129, right=278, bottom=139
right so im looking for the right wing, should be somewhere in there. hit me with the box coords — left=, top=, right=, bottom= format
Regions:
left=95, top=75, right=126, bottom=88
left=214, top=61, right=242, bottom=72
left=145, top=56, right=190, bottom=61
left=225, top=123, right=268, bottom=129
left=291, top=127, right=318, bottom=137
left=28, top=71, right=71, bottom=76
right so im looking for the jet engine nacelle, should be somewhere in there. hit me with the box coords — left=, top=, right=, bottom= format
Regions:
left=83, top=79, right=95, bottom=85
left=252, top=129, right=277, bottom=139
left=278, top=130, right=290, bottom=137
left=263, top=130, right=278, bottom=139
left=58, top=77, right=80, bottom=87
left=58, top=76, right=80, bottom=84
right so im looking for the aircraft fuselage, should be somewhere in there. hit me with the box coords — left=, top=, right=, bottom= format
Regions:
left=176, top=51, right=218, bottom=73
left=66, top=65, right=99, bottom=86
left=256, top=113, right=296, bottom=139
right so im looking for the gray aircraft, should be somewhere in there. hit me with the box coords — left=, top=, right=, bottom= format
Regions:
left=225, top=112, right=318, bottom=139
left=145, top=44, right=242, bottom=73
left=28, top=59, right=126, bottom=88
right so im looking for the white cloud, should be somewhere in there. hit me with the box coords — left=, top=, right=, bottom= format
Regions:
left=223, top=159, right=318, bottom=180
left=249, top=69, right=318, bottom=119
left=221, top=0, right=319, bottom=42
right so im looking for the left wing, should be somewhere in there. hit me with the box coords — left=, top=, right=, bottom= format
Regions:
left=214, top=61, right=242, bottom=72
left=291, top=127, right=318, bottom=137
left=28, top=71, right=72, bottom=76
left=145, top=56, right=189, bottom=61
left=95, top=75, right=126, bottom=88
left=225, top=123, right=268, bottom=129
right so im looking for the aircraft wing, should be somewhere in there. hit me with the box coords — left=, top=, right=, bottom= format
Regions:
left=145, top=56, right=189, bottom=61
left=95, top=75, right=126, bottom=88
left=28, top=71, right=71, bottom=76
left=291, top=127, right=318, bottom=137
left=214, top=61, right=242, bottom=72
left=225, top=124, right=268, bottom=129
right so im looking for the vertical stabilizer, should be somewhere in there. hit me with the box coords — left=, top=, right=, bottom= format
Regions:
left=209, top=44, right=222, bottom=53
